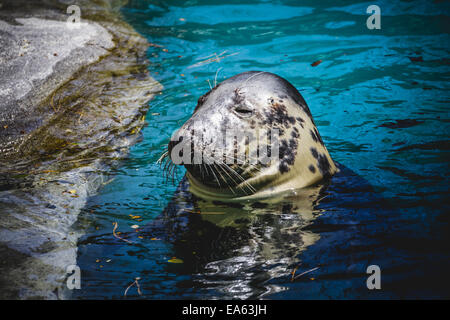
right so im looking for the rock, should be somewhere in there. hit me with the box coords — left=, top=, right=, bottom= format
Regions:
left=0, top=0, right=162, bottom=299
left=0, top=4, right=114, bottom=158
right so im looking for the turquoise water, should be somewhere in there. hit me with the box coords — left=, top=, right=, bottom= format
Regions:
left=75, top=0, right=450, bottom=299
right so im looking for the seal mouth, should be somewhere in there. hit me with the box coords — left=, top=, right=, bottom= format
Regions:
left=184, top=162, right=257, bottom=191
left=184, top=162, right=261, bottom=198
left=185, top=163, right=238, bottom=189
left=159, top=140, right=259, bottom=195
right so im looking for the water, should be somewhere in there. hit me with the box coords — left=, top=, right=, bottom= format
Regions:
left=74, top=0, right=450, bottom=299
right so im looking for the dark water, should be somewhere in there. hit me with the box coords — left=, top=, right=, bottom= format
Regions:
left=74, top=0, right=450, bottom=299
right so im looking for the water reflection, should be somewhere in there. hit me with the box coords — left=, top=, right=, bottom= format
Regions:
left=126, top=164, right=366, bottom=299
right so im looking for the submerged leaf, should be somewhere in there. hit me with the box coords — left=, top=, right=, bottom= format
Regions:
left=168, top=258, right=184, bottom=264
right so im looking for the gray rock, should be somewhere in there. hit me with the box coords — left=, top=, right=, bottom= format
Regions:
left=0, top=0, right=162, bottom=299
left=0, top=9, right=114, bottom=157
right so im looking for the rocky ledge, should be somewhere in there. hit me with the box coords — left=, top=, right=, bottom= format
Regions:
left=0, top=0, right=162, bottom=299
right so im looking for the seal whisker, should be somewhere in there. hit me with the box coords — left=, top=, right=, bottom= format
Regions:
left=200, top=162, right=205, bottom=180
left=163, top=157, right=171, bottom=175
left=165, top=162, right=172, bottom=183
left=157, top=150, right=168, bottom=165
left=215, top=163, right=241, bottom=195
left=202, top=154, right=223, bottom=188
left=240, top=71, right=267, bottom=89
left=164, top=161, right=172, bottom=183
left=219, top=158, right=261, bottom=192
left=219, top=161, right=256, bottom=194
left=214, top=67, right=223, bottom=88
left=171, top=164, right=178, bottom=183
left=219, top=154, right=263, bottom=186
left=203, top=163, right=212, bottom=179
left=203, top=154, right=238, bottom=193
left=221, top=154, right=263, bottom=173
left=168, top=162, right=177, bottom=185
left=206, top=163, right=222, bottom=189
left=161, top=151, right=178, bottom=185
left=214, top=164, right=236, bottom=195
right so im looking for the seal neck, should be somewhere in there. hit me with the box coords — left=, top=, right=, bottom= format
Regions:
left=185, top=171, right=308, bottom=202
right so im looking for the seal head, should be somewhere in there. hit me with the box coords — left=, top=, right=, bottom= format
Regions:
left=167, top=71, right=337, bottom=201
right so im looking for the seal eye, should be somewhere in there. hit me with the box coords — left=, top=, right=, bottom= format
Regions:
left=234, top=106, right=253, bottom=117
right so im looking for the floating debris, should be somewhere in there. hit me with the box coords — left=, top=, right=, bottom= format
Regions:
left=124, top=277, right=142, bottom=297
left=291, top=266, right=319, bottom=282
left=112, top=222, right=132, bottom=244
left=290, top=263, right=301, bottom=282
left=168, top=257, right=184, bottom=264
left=188, top=50, right=239, bottom=69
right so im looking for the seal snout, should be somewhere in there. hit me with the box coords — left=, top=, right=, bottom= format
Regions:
left=168, top=119, right=206, bottom=166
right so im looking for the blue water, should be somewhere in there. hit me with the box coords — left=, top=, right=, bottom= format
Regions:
left=75, top=0, right=450, bottom=299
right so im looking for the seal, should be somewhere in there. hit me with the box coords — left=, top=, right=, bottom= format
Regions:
left=122, top=74, right=376, bottom=296
left=163, top=71, right=338, bottom=201
left=83, top=76, right=380, bottom=299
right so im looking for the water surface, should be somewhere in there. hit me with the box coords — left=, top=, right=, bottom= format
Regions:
left=75, top=0, right=450, bottom=299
